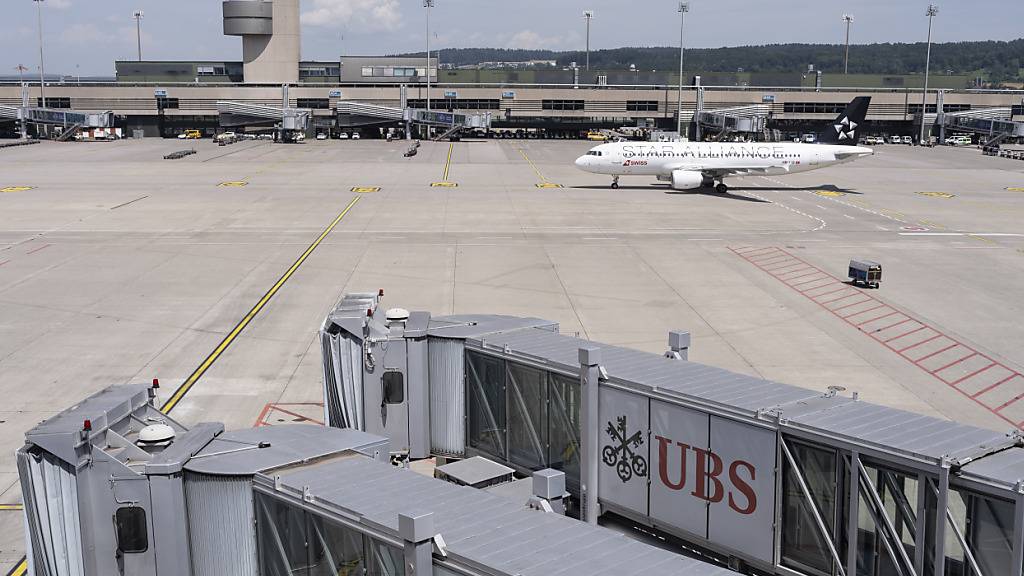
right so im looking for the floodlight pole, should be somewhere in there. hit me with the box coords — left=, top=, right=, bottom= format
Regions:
left=842, top=14, right=854, bottom=75
left=424, top=0, right=434, bottom=114
left=583, top=11, right=593, bottom=71
left=133, top=11, right=144, bottom=61
left=34, top=0, right=46, bottom=109
left=677, top=2, right=689, bottom=139
left=920, top=5, right=938, bottom=145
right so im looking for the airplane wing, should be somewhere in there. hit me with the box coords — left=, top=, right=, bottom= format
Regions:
left=664, top=164, right=787, bottom=178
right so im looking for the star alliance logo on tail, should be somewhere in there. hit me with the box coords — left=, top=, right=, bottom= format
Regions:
left=834, top=116, right=857, bottom=141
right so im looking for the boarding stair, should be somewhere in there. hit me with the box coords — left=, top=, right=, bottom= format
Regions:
left=55, top=122, right=84, bottom=142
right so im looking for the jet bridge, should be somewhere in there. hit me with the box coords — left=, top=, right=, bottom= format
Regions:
left=0, top=104, right=114, bottom=140
left=335, top=101, right=491, bottom=139
left=19, top=383, right=732, bottom=576
left=940, top=108, right=1024, bottom=144
left=216, top=101, right=310, bottom=137
left=697, top=104, right=770, bottom=140
left=322, top=291, right=1024, bottom=576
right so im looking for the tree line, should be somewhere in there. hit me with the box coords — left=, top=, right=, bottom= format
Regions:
left=393, top=40, right=1024, bottom=83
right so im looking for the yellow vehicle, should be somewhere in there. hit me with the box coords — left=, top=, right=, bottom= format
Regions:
left=586, top=130, right=608, bottom=141
left=182, top=129, right=202, bottom=140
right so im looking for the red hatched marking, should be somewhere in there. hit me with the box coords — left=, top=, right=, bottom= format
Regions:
left=749, top=251, right=785, bottom=263
left=255, top=403, right=325, bottom=427
left=819, top=291, right=861, bottom=306
left=757, top=255, right=795, bottom=267
left=842, top=303, right=888, bottom=320
left=798, top=279, right=838, bottom=293
left=764, top=262, right=806, bottom=273
left=896, top=332, right=943, bottom=353
left=792, top=276, right=833, bottom=288
left=930, top=352, right=977, bottom=375
left=783, top=270, right=823, bottom=282
left=730, top=245, right=1024, bottom=429
left=951, top=363, right=997, bottom=388
left=856, top=310, right=902, bottom=327
left=873, top=316, right=914, bottom=333
left=972, top=373, right=1019, bottom=399
left=808, top=285, right=850, bottom=299
left=884, top=324, right=928, bottom=343
left=831, top=298, right=875, bottom=313
left=911, top=342, right=960, bottom=365
left=739, top=247, right=778, bottom=257
left=995, top=393, right=1024, bottom=413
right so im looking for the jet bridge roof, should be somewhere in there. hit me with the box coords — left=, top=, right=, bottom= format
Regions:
left=469, top=326, right=822, bottom=415
left=254, top=455, right=736, bottom=576
left=466, top=326, right=1023, bottom=491
left=184, top=424, right=388, bottom=476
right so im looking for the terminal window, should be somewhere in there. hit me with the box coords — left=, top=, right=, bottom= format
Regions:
left=1014, top=105, right=1024, bottom=116
left=907, top=103, right=971, bottom=114
left=299, top=67, right=340, bottom=78
left=407, top=99, right=499, bottom=110
left=543, top=100, right=585, bottom=111
left=361, top=66, right=429, bottom=78
left=156, top=97, right=179, bottom=110
left=196, top=65, right=227, bottom=76
left=38, top=97, right=71, bottom=109
left=783, top=102, right=848, bottom=114
left=627, top=100, right=659, bottom=112
left=296, top=98, right=330, bottom=109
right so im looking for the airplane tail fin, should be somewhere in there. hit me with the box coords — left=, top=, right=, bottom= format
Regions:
left=820, top=96, right=870, bottom=146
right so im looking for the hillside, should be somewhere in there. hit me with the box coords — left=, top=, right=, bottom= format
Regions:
left=392, top=40, right=1024, bottom=83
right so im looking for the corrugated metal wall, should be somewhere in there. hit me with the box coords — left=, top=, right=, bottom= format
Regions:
left=16, top=449, right=84, bottom=576
left=321, top=331, right=364, bottom=430
left=184, top=473, right=257, bottom=576
left=429, top=337, right=466, bottom=456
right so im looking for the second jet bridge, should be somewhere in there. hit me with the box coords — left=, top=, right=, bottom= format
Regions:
left=322, top=292, right=1024, bottom=576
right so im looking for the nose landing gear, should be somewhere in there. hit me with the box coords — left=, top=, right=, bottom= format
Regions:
left=611, top=176, right=620, bottom=190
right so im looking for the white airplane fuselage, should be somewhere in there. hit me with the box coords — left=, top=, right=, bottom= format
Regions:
left=574, top=141, right=874, bottom=188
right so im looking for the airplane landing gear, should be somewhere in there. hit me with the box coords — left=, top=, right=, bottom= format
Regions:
left=715, top=183, right=729, bottom=194
left=611, top=176, right=620, bottom=189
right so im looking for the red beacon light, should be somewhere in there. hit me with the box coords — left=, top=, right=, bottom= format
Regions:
left=367, top=307, right=374, bottom=317
left=378, top=288, right=384, bottom=297
left=151, top=378, right=160, bottom=389
left=83, top=419, right=92, bottom=432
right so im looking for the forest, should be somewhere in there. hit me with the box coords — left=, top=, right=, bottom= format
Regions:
left=393, top=40, right=1024, bottom=83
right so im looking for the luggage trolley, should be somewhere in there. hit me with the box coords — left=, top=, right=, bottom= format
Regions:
left=849, top=259, right=882, bottom=288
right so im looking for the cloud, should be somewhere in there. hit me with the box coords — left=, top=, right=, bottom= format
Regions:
left=301, top=0, right=402, bottom=31
left=501, top=29, right=581, bottom=50
left=48, top=0, right=72, bottom=9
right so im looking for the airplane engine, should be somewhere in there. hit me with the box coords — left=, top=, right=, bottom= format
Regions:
left=671, top=170, right=713, bottom=190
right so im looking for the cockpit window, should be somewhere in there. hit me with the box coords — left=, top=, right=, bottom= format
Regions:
left=586, top=151, right=603, bottom=156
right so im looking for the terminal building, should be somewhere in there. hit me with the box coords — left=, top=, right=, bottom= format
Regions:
left=1, top=0, right=1023, bottom=142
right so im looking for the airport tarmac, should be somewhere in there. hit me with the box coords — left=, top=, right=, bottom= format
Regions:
left=1, top=137, right=1023, bottom=568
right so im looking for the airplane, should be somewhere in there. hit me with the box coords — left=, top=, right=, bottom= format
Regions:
left=574, top=96, right=874, bottom=193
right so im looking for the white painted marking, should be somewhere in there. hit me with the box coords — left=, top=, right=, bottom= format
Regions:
left=899, top=232, right=964, bottom=236
left=844, top=214, right=855, bottom=220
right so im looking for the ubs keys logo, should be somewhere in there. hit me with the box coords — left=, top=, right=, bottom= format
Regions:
left=603, top=416, right=648, bottom=483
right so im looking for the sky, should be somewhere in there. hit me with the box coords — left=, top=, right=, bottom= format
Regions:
left=1, top=0, right=1021, bottom=76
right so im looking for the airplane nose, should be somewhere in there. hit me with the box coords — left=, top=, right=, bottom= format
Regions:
left=575, top=156, right=587, bottom=168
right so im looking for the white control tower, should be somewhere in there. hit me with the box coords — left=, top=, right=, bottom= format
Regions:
left=223, top=0, right=300, bottom=83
